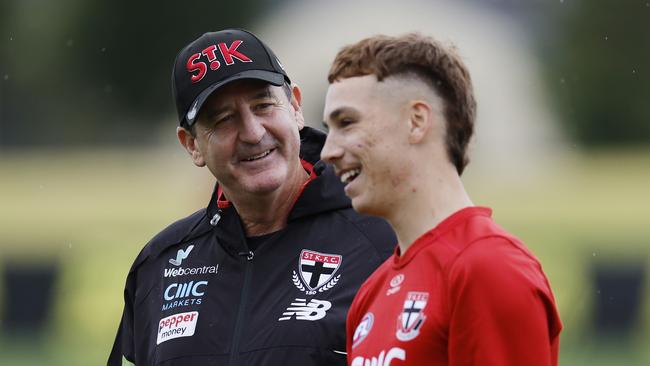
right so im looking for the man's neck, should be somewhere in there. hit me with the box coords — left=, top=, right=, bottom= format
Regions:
left=387, top=172, right=473, bottom=256
left=227, top=165, right=310, bottom=237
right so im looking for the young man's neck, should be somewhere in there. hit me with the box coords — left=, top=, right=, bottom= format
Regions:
left=387, top=172, right=473, bottom=256
left=226, top=164, right=310, bottom=237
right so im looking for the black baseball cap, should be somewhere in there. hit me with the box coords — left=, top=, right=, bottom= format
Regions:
left=172, top=29, right=291, bottom=127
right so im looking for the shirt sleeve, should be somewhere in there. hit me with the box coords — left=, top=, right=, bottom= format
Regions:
left=446, top=237, right=562, bottom=366
left=108, top=273, right=137, bottom=366
left=346, top=289, right=361, bottom=364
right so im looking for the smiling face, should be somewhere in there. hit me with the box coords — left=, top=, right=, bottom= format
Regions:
left=321, top=75, right=414, bottom=217
left=178, top=79, right=305, bottom=200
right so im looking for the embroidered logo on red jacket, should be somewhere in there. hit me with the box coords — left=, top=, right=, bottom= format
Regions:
left=352, top=312, right=374, bottom=349
left=386, top=273, right=404, bottom=296
left=396, top=291, right=428, bottom=341
left=292, top=249, right=342, bottom=295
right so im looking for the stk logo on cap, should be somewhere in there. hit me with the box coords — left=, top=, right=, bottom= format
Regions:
left=172, top=29, right=290, bottom=127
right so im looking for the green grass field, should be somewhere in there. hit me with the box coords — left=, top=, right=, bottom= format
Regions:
left=1, top=147, right=649, bottom=365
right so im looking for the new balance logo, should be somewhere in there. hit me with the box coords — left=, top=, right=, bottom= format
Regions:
left=278, top=298, right=332, bottom=321
left=169, top=245, right=194, bottom=266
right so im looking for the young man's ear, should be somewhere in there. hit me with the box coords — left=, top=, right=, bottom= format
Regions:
left=290, top=84, right=306, bottom=130
left=407, top=101, right=433, bottom=144
left=177, top=126, right=206, bottom=167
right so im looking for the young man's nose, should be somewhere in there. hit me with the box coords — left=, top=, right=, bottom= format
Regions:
left=321, top=133, right=344, bottom=163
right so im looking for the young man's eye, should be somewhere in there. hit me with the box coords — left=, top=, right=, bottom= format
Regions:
left=339, top=118, right=355, bottom=127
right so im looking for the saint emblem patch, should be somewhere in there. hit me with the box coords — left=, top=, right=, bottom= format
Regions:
left=292, top=249, right=342, bottom=295
left=396, top=291, right=428, bottom=341
left=352, top=312, right=374, bottom=349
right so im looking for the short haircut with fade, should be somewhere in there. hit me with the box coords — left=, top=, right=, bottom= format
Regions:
left=328, top=33, right=476, bottom=175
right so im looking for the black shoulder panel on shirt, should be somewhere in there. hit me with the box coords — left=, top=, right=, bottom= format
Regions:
left=128, top=208, right=210, bottom=274
left=337, top=209, right=397, bottom=261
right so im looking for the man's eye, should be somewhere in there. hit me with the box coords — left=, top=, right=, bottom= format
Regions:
left=213, top=114, right=233, bottom=126
left=339, top=118, right=355, bottom=127
left=254, top=103, right=274, bottom=112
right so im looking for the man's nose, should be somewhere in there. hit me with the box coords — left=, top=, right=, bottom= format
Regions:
left=238, top=110, right=265, bottom=144
left=320, top=132, right=344, bottom=163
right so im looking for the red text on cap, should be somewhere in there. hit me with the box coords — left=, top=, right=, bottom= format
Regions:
left=186, top=40, right=253, bottom=83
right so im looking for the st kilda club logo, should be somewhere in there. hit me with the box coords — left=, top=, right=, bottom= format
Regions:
left=293, top=249, right=342, bottom=295
left=396, top=291, right=429, bottom=341
left=186, top=40, right=252, bottom=83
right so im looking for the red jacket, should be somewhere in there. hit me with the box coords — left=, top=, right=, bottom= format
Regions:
left=347, top=207, right=562, bottom=366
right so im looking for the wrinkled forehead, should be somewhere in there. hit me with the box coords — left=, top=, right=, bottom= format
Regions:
left=203, top=79, right=280, bottom=107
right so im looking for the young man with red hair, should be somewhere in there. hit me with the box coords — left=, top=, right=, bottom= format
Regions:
left=321, top=33, right=562, bottom=366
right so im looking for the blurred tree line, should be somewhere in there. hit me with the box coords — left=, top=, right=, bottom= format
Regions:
left=0, top=0, right=267, bottom=147
left=543, top=0, right=650, bottom=147
left=1, top=1, right=649, bottom=148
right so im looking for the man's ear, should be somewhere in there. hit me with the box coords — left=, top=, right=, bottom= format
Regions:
left=177, top=126, right=206, bottom=167
left=407, top=101, right=433, bottom=144
left=290, top=84, right=306, bottom=130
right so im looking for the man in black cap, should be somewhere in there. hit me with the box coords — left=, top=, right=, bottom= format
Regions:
left=108, top=29, right=395, bottom=366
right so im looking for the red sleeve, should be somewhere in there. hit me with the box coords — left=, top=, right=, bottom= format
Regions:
left=446, top=237, right=562, bottom=366
left=346, top=282, right=367, bottom=365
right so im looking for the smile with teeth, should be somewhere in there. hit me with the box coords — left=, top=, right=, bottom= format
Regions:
left=340, top=168, right=361, bottom=184
left=244, top=149, right=273, bottom=162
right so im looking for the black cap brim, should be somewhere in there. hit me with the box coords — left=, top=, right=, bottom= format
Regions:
left=183, top=70, right=286, bottom=126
